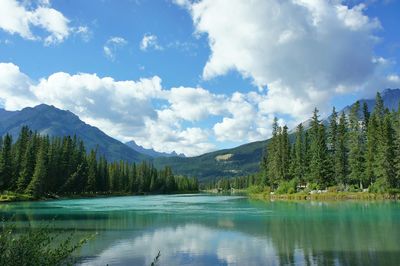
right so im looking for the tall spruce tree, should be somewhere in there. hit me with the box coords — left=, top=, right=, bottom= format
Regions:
left=291, top=123, right=305, bottom=183
left=280, top=125, right=291, bottom=180
left=376, top=112, right=397, bottom=187
left=86, top=149, right=97, bottom=192
left=335, top=112, right=348, bottom=186
left=25, top=140, right=49, bottom=198
left=309, top=108, right=330, bottom=187
left=348, top=101, right=365, bottom=188
left=0, top=134, right=13, bottom=191
left=266, top=117, right=281, bottom=188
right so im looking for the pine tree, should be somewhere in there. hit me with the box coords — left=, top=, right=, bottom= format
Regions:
left=376, top=113, right=397, bottom=187
left=309, top=108, right=330, bottom=187
left=16, top=136, right=37, bottom=192
left=86, top=149, right=97, bottom=192
left=335, top=112, right=348, bottom=186
left=291, top=123, right=305, bottom=183
left=13, top=126, right=31, bottom=189
left=280, top=125, right=291, bottom=180
left=266, top=117, right=281, bottom=188
left=348, top=101, right=365, bottom=188
left=25, top=141, right=48, bottom=198
left=0, top=134, right=13, bottom=191
left=363, top=102, right=370, bottom=129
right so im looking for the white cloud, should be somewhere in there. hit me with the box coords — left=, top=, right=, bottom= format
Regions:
left=73, top=26, right=91, bottom=42
left=0, top=0, right=85, bottom=45
left=175, top=0, right=394, bottom=119
left=140, top=33, right=163, bottom=51
left=1, top=59, right=399, bottom=156
left=103, top=37, right=128, bottom=60
left=0, top=62, right=279, bottom=156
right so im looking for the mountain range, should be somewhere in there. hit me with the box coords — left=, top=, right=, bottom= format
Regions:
left=0, top=88, right=399, bottom=181
left=125, top=140, right=186, bottom=158
left=0, top=104, right=149, bottom=163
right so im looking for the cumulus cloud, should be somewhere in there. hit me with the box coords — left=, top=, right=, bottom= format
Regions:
left=103, top=37, right=128, bottom=60
left=174, top=0, right=398, bottom=119
left=0, top=62, right=289, bottom=155
left=140, top=33, right=163, bottom=51
left=0, top=0, right=86, bottom=45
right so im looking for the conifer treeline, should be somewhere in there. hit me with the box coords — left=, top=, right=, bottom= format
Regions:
left=0, top=126, right=198, bottom=198
left=207, top=92, right=400, bottom=193
left=262, top=92, right=400, bottom=191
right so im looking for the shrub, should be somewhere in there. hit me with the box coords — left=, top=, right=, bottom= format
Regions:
left=276, top=179, right=298, bottom=194
left=0, top=220, right=90, bottom=266
left=307, top=182, right=319, bottom=191
left=369, top=178, right=389, bottom=193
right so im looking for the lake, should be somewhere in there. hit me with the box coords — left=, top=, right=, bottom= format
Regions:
left=1, top=194, right=400, bottom=265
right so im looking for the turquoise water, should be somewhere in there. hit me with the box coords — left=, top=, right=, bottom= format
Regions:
left=1, top=194, right=400, bottom=265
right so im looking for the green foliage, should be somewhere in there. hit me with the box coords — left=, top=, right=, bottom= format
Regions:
left=0, top=127, right=199, bottom=198
left=0, top=221, right=89, bottom=266
left=369, top=178, right=389, bottom=193
left=208, top=92, right=400, bottom=196
left=276, top=179, right=298, bottom=195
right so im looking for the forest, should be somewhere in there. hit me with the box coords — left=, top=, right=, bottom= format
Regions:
left=0, top=126, right=198, bottom=198
left=206, top=92, right=400, bottom=194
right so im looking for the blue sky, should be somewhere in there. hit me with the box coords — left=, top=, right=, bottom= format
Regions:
left=0, top=0, right=399, bottom=156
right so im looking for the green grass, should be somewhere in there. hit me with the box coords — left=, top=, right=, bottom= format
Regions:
left=0, top=192, right=34, bottom=202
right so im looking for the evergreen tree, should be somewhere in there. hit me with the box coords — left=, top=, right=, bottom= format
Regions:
left=376, top=113, right=397, bottom=187
left=25, top=141, right=48, bottom=198
left=13, top=126, right=31, bottom=189
left=266, top=117, right=281, bottom=188
left=0, top=134, right=13, bottom=191
left=16, top=136, right=37, bottom=192
left=291, top=123, right=305, bottom=183
left=348, top=101, right=365, bottom=188
left=308, top=108, right=329, bottom=187
left=280, top=125, right=291, bottom=180
left=335, top=112, right=348, bottom=186
left=86, top=149, right=97, bottom=192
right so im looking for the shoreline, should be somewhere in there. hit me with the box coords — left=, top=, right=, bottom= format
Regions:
left=248, top=191, right=400, bottom=201
left=2, top=190, right=399, bottom=203
left=0, top=191, right=200, bottom=203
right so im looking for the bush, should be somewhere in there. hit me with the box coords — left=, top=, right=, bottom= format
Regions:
left=347, top=184, right=361, bottom=192
left=0, top=219, right=90, bottom=266
left=307, top=182, right=319, bottom=191
left=369, top=178, right=389, bottom=193
left=327, top=186, right=338, bottom=193
left=276, top=179, right=298, bottom=194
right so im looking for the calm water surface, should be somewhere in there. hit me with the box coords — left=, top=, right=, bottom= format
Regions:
left=1, top=194, right=400, bottom=265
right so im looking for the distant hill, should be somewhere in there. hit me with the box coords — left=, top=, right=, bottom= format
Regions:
left=125, top=140, right=186, bottom=158
left=154, top=88, right=400, bottom=181
left=153, top=139, right=267, bottom=182
left=0, top=104, right=149, bottom=163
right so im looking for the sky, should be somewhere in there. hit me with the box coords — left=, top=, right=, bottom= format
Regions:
left=0, top=0, right=399, bottom=156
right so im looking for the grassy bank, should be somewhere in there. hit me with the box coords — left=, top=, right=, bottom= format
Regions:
left=249, top=191, right=400, bottom=201
left=0, top=192, right=34, bottom=202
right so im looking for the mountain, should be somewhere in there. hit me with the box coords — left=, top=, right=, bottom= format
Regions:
left=153, top=139, right=268, bottom=182
left=154, top=88, right=400, bottom=182
left=0, top=104, right=149, bottom=163
left=340, top=88, right=400, bottom=116
left=125, top=140, right=186, bottom=158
